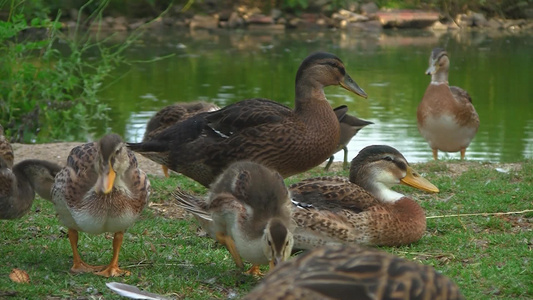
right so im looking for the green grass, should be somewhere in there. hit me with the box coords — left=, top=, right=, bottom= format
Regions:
left=1, top=160, right=532, bottom=299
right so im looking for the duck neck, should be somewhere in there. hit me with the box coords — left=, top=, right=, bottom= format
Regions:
left=431, top=69, right=449, bottom=85
left=356, top=177, right=404, bottom=203
left=294, top=78, right=329, bottom=113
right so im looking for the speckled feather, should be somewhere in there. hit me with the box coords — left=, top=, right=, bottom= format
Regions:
left=242, top=245, right=465, bottom=300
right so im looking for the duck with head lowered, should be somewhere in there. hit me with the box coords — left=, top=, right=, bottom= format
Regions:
left=51, top=134, right=150, bottom=277
left=128, top=52, right=368, bottom=187
left=417, top=48, right=480, bottom=160
left=290, top=145, right=439, bottom=249
left=174, top=161, right=294, bottom=276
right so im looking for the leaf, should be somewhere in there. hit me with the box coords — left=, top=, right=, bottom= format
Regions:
left=9, top=268, right=30, bottom=284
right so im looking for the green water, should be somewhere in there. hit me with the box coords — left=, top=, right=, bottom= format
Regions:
left=99, top=29, right=533, bottom=163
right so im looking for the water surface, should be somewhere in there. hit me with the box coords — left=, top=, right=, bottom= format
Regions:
left=99, top=28, right=533, bottom=163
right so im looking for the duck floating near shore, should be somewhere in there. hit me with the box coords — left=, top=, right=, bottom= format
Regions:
left=128, top=52, right=368, bottom=187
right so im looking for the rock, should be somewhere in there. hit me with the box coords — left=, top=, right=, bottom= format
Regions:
left=271, top=8, right=283, bottom=20
left=246, top=14, right=274, bottom=25
left=228, top=12, right=244, bottom=28
left=431, top=20, right=460, bottom=31
left=487, top=18, right=504, bottom=30
left=471, top=12, right=488, bottom=27
left=456, top=14, right=474, bottom=27
left=377, top=10, right=439, bottom=29
left=333, top=9, right=369, bottom=23
left=346, top=20, right=382, bottom=31
left=189, top=14, right=219, bottom=30
left=361, top=2, right=379, bottom=15
left=248, top=24, right=285, bottom=30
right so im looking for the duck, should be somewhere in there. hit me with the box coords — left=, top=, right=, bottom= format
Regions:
left=242, top=244, right=465, bottom=300
left=128, top=52, right=368, bottom=187
left=174, top=161, right=294, bottom=276
left=0, top=158, right=62, bottom=219
left=0, top=124, right=14, bottom=168
left=324, top=105, right=373, bottom=171
left=417, top=48, right=480, bottom=160
left=289, top=145, right=439, bottom=249
left=143, top=101, right=220, bottom=177
left=51, top=133, right=150, bottom=277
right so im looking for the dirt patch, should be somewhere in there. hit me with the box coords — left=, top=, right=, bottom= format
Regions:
left=12, top=142, right=166, bottom=177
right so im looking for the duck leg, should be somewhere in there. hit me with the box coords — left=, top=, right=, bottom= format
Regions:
left=342, top=146, right=349, bottom=170
left=94, top=231, right=131, bottom=277
left=68, top=229, right=104, bottom=273
left=215, top=232, right=244, bottom=269
left=324, top=156, right=334, bottom=171
left=432, top=149, right=438, bottom=160
left=162, top=165, right=169, bottom=178
left=245, top=265, right=264, bottom=276
left=460, top=148, right=466, bottom=160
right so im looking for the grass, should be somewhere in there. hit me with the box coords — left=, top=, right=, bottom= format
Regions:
left=1, top=159, right=532, bottom=299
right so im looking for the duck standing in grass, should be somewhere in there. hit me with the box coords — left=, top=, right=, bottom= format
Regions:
left=242, top=244, right=465, bottom=300
left=142, top=101, right=220, bottom=177
left=417, top=48, right=480, bottom=160
left=290, top=145, right=439, bottom=249
left=128, top=52, right=368, bottom=187
left=174, top=161, right=294, bottom=276
left=51, top=134, right=150, bottom=277
left=325, top=105, right=373, bottom=171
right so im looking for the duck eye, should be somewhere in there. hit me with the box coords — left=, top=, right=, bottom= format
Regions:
left=268, top=240, right=272, bottom=246
left=384, top=156, right=393, bottom=162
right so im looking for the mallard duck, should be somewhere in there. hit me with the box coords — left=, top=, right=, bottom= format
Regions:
left=174, top=161, right=294, bottom=276
left=128, top=52, right=368, bottom=187
left=243, top=244, right=465, bottom=300
left=143, top=101, right=220, bottom=177
left=324, top=105, right=373, bottom=171
left=417, top=48, right=480, bottom=160
left=51, top=134, right=150, bottom=277
left=290, top=145, right=439, bottom=249
left=0, top=124, right=14, bottom=168
left=0, top=158, right=61, bottom=219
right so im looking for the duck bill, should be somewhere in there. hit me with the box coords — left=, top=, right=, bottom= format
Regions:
left=340, top=74, right=368, bottom=99
left=400, top=166, right=439, bottom=193
left=269, top=256, right=282, bottom=269
left=100, top=162, right=116, bottom=194
left=425, top=64, right=436, bottom=75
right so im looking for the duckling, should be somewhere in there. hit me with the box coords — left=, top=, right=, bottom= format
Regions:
left=0, top=158, right=61, bottom=219
left=128, top=52, right=368, bottom=187
left=174, top=161, right=294, bottom=276
left=0, top=124, right=14, bottom=168
left=325, top=105, right=373, bottom=171
left=290, top=145, right=439, bottom=249
left=143, top=101, right=220, bottom=177
left=417, top=48, right=480, bottom=160
left=51, top=134, right=150, bottom=277
left=243, top=244, right=465, bottom=300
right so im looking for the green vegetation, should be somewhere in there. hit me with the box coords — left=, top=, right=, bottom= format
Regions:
left=0, top=0, right=138, bottom=142
left=1, top=160, right=532, bottom=299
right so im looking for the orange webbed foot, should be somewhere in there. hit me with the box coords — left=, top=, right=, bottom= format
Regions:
left=70, top=261, right=105, bottom=274
left=244, top=265, right=264, bottom=277
left=94, top=265, right=131, bottom=277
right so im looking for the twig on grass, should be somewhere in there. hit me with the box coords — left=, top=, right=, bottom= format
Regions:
left=427, top=209, right=533, bottom=219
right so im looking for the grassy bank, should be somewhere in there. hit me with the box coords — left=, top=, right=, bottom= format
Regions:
left=1, top=159, right=532, bottom=299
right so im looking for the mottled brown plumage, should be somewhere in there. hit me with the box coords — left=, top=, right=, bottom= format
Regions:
left=0, top=158, right=61, bottom=219
left=51, top=134, right=150, bottom=277
left=417, top=48, right=480, bottom=160
left=242, top=244, right=465, bottom=300
left=128, top=52, right=368, bottom=187
left=290, top=145, right=439, bottom=249
left=174, top=161, right=293, bottom=275
left=0, top=124, right=14, bottom=168
left=325, top=105, right=373, bottom=171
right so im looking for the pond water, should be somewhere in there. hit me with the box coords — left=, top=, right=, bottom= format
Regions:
left=98, top=28, right=533, bottom=163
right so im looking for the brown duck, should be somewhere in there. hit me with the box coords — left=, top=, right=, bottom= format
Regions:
left=290, top=145, right=439, bottom=249
left=417, top=48, right=480, bottom=160
left=243, top=244, right=465, bottom=300
left=0, top=158, right=61, bottom=219
left=174, top=161, right=294, bottom=276
left=51, top=134, right=150, bottom=277
left=325, top=105, right=373, bottom=171
left=143, top=101, right=220, bottom=177
left=128, top=52, right=368, bottom=187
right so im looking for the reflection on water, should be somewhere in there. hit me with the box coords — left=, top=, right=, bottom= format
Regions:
left=100, top=28, right=533, bottom=163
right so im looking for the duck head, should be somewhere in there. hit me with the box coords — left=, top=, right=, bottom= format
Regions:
left=349, top=145, right=439, bottom=202
left=263, top=217, right=294, bottom=268
left=426, top=48, right=450, bottom=83
left=95, top=134, right=130, bottom=194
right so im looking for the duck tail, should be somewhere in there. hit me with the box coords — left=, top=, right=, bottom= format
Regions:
left=172, top=188, right=212, bottom=221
